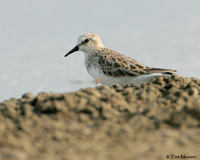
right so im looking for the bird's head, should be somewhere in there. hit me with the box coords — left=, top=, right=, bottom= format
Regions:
left=65, top=33, right=104, bottom=57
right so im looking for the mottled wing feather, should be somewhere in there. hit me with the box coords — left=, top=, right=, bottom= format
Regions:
left=97, top=48, right=176, bottom=77
left=98, top=48, right=149, bottom=77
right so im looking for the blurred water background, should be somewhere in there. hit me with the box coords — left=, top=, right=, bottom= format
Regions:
left=1, top=0, right=200, bottom=101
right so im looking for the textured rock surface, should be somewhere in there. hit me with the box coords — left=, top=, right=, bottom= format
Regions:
left=0, top=74, right=200, bottom=160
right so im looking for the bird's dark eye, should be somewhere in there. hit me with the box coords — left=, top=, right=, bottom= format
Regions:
left=84, top=38, right=89, bottom=43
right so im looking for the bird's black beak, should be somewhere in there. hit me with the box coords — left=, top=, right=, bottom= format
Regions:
left=64, top=45, right=79, bottom=57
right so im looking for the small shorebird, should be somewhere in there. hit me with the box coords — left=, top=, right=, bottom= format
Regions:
left=65, top=33, right=176, bottom=86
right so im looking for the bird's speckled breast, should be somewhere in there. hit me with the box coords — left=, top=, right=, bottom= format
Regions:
left=84, top=53, right=102, bottom=79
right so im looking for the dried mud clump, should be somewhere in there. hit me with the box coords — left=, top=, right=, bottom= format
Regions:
left=0, top=74, right=200, bottom=160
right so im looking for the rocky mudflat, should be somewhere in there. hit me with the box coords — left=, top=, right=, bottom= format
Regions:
left=0, top=74, right=200, bottom=160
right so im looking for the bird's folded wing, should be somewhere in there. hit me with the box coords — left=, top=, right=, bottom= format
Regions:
left=98, top=50, right=149, bottom=77
left=98, top=49, right=176, bottom=77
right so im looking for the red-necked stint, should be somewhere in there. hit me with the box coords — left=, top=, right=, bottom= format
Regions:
left=65, top=33, right=176, bottom=86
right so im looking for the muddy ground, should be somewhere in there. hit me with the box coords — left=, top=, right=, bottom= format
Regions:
left=0, top=74, right=200, bottom=160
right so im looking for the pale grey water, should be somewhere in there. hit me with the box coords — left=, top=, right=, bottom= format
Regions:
left=1, top=0, right=200, bottom=101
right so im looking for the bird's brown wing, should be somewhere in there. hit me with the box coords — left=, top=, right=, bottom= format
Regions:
left=98, top=48, right=176, bottom=77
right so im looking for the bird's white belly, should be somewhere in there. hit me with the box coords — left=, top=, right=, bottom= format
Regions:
left=100, top=74, right=162, bottom=86
left=86, top=64, right=102, bottom=80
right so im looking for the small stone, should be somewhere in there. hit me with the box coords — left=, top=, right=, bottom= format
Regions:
left=164, top=83, right=173, bottom=90
left=172, top=73, right=180, bottom=80
left=22, top=92, right=35, bottom=100
left=188, top=88, right=199, bottom=96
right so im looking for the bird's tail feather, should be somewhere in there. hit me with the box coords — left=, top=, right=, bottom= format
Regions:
left=146, top=68, right=177, bottom=74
